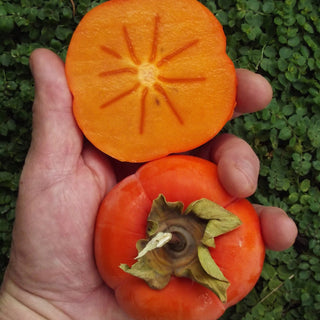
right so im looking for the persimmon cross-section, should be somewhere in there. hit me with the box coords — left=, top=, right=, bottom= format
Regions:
left=98, top=15, right=206, bottom=134
left=65, top=0, right=237, bottom=162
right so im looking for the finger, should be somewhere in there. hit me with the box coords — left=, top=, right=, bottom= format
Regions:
left=81, top=142, right=117, bottom=199
left=28, top=48, right=82, bottom=166
left=255, top=205, right=298, bottom=251
left=233, top=69, right=273, bottom=117
left=210, top=133, right=260, bottom=198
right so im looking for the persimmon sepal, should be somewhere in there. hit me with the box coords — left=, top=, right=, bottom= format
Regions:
left=120, top=194, right=242, bottom=303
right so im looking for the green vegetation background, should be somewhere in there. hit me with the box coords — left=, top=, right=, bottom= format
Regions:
left=0, top=0, right=319, bottom=318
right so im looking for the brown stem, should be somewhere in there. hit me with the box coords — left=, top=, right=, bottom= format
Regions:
left=167, top=231, right=187, bottom=252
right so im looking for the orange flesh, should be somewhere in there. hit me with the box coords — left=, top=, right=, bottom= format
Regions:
left=65, top=0, right=236, bottom=162
left=94, top=155, right=265, bottom=320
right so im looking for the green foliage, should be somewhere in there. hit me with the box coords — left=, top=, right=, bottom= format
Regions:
left=201, top=0, right=320, bottom=318
left=1, top=0, right=320, bottom=319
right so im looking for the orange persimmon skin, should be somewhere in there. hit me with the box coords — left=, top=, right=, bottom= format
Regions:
left=94, top=155, right=265, bottom=320
left=65, top=0, right=237, bottom=163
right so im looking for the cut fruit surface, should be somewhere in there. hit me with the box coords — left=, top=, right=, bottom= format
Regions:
left=65, top=0, right=237, bottom=162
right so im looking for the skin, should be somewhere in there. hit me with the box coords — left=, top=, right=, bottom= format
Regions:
left=0, top=49, right=298, bottom=320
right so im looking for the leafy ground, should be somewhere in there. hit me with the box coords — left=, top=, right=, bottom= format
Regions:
left=1, top=0, right=319, bottom=319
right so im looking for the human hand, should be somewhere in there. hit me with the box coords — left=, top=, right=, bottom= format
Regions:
left=0, top=49, right=297, bottom=320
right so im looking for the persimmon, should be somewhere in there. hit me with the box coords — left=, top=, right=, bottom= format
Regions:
left=65, top=0, right=237, bottom=162
left=94, top=155, right=265, bottom=320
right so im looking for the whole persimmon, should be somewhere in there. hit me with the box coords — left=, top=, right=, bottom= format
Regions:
left=95, top=155, right=265, bottom=320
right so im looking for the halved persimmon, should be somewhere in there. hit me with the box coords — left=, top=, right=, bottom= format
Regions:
left=65, top=0, right=237, bottom=162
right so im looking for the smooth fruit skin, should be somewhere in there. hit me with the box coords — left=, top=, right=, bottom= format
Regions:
left=211, top=199, right=265, bottom=308
left=94, top=155, right=265, bottom=320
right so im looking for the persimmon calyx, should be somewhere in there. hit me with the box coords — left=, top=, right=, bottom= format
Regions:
left=120, top=194, right=242, bottom=303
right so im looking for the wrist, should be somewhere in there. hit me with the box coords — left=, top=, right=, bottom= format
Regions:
left=0, top=274, right=71, bottom=320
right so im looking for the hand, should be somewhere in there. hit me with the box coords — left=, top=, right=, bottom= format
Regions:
left=0, top=49, right=297, bottom=319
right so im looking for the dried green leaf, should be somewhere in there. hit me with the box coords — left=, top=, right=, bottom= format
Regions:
left=146, top=220, right=159, bottom=237
left=182, top=245, right=229, bottom=303
left=185, top=198, right=241, bottom=247
left=147, top=194, right=184, bottom=236
left=185, top=198, right=234, bottom=221
left=120, top=259, right=171, bottom=290
left=201, top=214, right=241, bottom=247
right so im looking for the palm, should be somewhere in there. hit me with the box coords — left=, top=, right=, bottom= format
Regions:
left=4, top=49, right=129, bottom=319
left=9, top=145, right=129, bottom=319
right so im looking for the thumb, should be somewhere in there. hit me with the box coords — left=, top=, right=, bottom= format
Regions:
left=28, top=48, right=82, bottom=166
left=255, top=205, right=298, bottom=251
